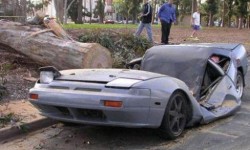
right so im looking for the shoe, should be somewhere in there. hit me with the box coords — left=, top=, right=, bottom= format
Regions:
left=194, top=37, right=199, bottom=40
left=160, top=42, right=169, bottom=45
left=153, top=42, right=159, bottom=45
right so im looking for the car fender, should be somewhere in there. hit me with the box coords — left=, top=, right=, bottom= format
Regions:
left=132, top=76, right=203, bottom=127
left=232, top=44, right=248, bottom=76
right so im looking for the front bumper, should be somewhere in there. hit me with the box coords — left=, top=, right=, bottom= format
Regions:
left=29, top=82, right=156, bottom=128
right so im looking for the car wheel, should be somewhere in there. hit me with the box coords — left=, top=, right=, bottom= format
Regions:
left=133, top=64, right=141, bottom=70
left=236, top=71, right=244, bottom=98
left=160, top=91, right=187, bottom=139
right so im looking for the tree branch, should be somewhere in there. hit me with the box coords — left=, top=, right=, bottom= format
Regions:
left=67, top=0, right=76, bottom=12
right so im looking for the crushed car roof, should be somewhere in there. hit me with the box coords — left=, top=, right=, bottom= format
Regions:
left=141, top=43, right=241, bottom=98
left=180, top=43, right=241, bottom=50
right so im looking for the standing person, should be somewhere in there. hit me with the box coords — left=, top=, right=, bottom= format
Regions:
left=190, top=7, right=201, bottom=40
left=135, top=0, right=153, bottom=43
left=158, top=0, right=176, bottom=45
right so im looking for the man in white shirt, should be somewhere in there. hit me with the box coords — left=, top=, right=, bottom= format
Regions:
left=190, top=8, right=200, bottom=40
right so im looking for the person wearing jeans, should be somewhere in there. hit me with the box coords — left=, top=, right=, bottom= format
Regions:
left=135, top=0, right=153, bottom=43
left=158, top=0, right=176, bottom=44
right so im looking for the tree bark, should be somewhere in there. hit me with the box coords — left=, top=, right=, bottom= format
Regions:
left=222, top=0, right=225, bottom=27
left=192, top=0, right=197, bottom=14
left=0, top=20, right=112, bottom=70
left=54, top=0, right=65, bottom=23
left=89, top=0, right=92, bottom=24
left=152, top=0, right=157, bottom=25
left=63, top=0, right=76, bottom=24
left=20, top=0, right=27, bottom=23
left=208, top=12, right=213, bottom=27
left=76, top=0, right=83, bottom=24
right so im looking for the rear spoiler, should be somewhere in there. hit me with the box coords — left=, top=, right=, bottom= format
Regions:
left=39, top=66, right=61, bottom=78
left=126, top=57, right=142, bottom=69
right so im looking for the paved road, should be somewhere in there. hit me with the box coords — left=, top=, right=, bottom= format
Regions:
left=1, top=65, right=250, bottom=150
left=168, top=63, right=250, bottom=150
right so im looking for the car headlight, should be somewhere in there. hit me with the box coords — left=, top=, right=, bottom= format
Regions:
left=40, top=71, right=54, bottom=84
left=106, top=78, right=142, bottom=88
left=128, top=88, right=150, bottom=96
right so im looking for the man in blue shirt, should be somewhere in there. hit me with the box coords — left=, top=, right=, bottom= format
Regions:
left=158, top=0, right=176, bottom=44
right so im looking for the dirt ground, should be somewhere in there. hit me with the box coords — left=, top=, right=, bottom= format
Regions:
left=0, top=26, right=250, bottom=129
left=68, top=26, right=250, bottom=50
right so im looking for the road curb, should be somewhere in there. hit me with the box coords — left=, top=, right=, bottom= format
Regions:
left=0, top=117, right=57, bottom=142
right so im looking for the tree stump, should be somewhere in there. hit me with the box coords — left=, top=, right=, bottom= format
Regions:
left=0, top=20, right=112, bottom=70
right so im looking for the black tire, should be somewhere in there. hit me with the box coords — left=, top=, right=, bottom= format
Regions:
left=160, top=91, right=188, bottom=140
left=236, top=71, right=244, bottom=98
left=132, top=64, right=141, bottom=70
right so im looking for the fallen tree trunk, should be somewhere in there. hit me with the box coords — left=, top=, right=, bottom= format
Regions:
left=0, top=20, right=112, bottom=69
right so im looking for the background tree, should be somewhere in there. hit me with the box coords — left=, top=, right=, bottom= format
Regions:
left=63, top=0, right=76, bottom=24
left=20, top=0, right=27, bottom=23
left=151, top=0, right=158, bottom=24
left=224, top=0, right=234, bottom=27
left=113, top=0, right=130, bottom=24
left=94, top=0, right=105, bottom=23
left=54, top=0, right=65, bottom=23
left=174, top=0, right=180, bottom=24
left=178, top=0, right=192, bottom=22
left=27, top=1, right=35, bottom=16
left=221, top=0, right=226, bottom=27
left=89, top=0, right=93, bottom=24
left=68, top=0, right=91, bottom=23
left=130, top=0, right=142, bottom=24
left=76, top=0, right=83, bottom=24
left=202, top=0, right=219, bottom=26
left=192, top=0, right=197, bottom=14
left=234, top=0, right=248, bottom=29
left=113, top=0, right=141, bottom=24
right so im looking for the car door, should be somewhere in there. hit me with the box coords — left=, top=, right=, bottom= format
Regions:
left=200, top=59, right=239, bottom=114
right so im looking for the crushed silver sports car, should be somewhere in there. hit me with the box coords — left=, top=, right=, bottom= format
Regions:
left=29, top=43, right=248, bottom=139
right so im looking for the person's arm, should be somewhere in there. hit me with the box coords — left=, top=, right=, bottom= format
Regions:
left=158, top=5, right=164, bottom=18
left=191, top=13, right=196, bottom=25
left=143, top=3, right=151, bottom=16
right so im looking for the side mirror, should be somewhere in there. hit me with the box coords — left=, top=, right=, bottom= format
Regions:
left=126, top=57, right=143, bottom=70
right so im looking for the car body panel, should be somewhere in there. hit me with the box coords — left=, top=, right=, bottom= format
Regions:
left=30, top=71, right=193, bottom=128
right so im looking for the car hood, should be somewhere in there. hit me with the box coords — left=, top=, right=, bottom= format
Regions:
left=56, top=69, right=165, bottom=83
